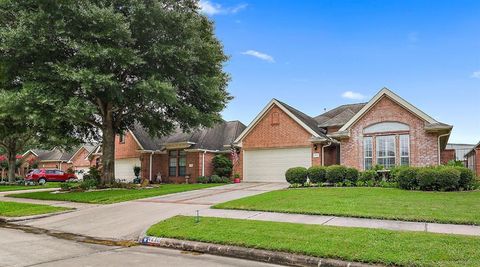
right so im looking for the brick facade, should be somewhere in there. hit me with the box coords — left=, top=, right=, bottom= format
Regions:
left=115, top=131, right=142, bottom=159
left=440, top=149, right=456, bottom=165
left=70, top=147, right=92, bottom=169
left=340, top=96, right=440, bottom=170
left=466, top=147, right=480, bottom=176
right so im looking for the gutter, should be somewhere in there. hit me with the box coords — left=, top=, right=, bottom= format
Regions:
left=201, top=151, right=206, bottom=177
left=149, top=152, right=154, bottom=181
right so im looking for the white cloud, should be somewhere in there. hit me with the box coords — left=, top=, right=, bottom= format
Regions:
left=199, top=1, right=248, bottom=16
left=241, top=50, right=275, bottom=63
left=471, top=70, right=480, bottom=79
left=341, top=91, right=366, bottom=100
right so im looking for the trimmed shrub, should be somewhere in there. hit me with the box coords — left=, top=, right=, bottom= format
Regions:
left=326, top=165, right=347, bottom=184
left=197, top=176, right=209, bottom=184
left=455, top=167, right=475, bottom=189
left=435, top=167, right=460, bottom=191
left=397, top=167, right=419, bottom=190
left=210, top=175, right=223, bottom=183
left=285, top=167, right=308, bottom=185
left=345, top=168, right=359, bottom=182
left=417, top=168, right=437, bottom=191
left=359, top=170, right=376, bottom=182
left=212, top=155, right=233, bottom=177
left=307, top=166, right=327, bottom=183
left=390, top=165, right=410, bottom=182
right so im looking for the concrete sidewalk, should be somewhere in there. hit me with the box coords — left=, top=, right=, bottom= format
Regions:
left=196, top=209, right=480, bottom=236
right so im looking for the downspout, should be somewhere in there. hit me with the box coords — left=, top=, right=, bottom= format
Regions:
left=437, top=133, right=450, bottom=165
left=322, top=142, right=333, bottom=166
left=201, top=151, right=206, bottom=176
left=149, top=152, right=153, bottom=181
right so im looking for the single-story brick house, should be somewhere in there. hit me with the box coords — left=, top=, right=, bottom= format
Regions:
left=466, top=142, right=480, bottom=175
left=111, top=120, right=246, bottom=183
left=20, top=144, right=98, bottom=178
left=233, top=88, right=453, bottom=182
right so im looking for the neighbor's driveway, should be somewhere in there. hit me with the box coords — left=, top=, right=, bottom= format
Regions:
left=17, top=183, right=287, bottom=241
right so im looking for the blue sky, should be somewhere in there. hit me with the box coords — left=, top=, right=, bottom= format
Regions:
left=200, top=0, right=480, bottom=144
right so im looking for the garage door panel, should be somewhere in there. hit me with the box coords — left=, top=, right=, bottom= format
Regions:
left=115, top=158, right=141, bottom=182
left=244, top=147, right=311, bottom=182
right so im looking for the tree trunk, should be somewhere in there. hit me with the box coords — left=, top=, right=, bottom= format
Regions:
left=101, top=112, right=116, bottom=185
left=7, top=145, right=16, bottom=183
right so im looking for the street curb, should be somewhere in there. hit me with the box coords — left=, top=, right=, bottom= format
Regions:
left=0, top=209, right=75, bottom=223
left=139, top=236, right=383, bottom=267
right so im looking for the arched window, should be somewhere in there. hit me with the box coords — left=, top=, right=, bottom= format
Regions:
left=364, top=122, right=410, bottom=134
left=363, top=122, right=410, bottom=170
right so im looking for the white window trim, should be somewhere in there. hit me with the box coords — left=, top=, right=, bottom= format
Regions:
left=376, top=135, right=396, bottom=168
left=364, top=137, right=373, bottom=170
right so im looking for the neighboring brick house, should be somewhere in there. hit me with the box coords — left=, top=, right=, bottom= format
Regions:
left=465, top=142, right=480, bottom=175
left=233, top=88, right=453, bottom=182
left=110, top=120, right=246, bottom=183
left=20, top=144, right=97, bottom=178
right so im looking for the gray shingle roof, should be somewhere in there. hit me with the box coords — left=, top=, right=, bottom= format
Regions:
left=314, top=103, right=367, bottom=127
left=131, top=120, right=246, bottom=151
left=275, top=99, right=328, bottom=137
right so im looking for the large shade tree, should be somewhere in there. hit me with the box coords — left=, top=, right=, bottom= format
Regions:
left=0, top=0, right=230, bottom=184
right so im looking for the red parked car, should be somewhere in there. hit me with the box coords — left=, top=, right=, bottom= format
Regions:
left=25, top=169, right=77, bottom=184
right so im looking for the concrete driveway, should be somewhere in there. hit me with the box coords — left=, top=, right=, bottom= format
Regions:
left=17, top=183, right=287, bottom=241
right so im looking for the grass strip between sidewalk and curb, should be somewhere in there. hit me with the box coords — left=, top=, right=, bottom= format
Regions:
left=0, top=201, right=71, bottom=217
left=146, top=216, right=480, bottom=267
left=7, top=184, right=222, bottom=204
left=213, top=187, right=480, bottom=225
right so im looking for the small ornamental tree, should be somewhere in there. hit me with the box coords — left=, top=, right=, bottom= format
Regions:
left=0, top=0, right=230, bottom=185
left=212, top=155, right=233, bottom=177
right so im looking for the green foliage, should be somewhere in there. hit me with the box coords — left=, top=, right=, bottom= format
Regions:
left=455, top=167, right=476, bottom=189
left=133, top=166, right=141, bottom=177
left=359, top=170, right=377, bottom=182
left=285, top=167, right=308, bottom=185
left=197, top=176, right=209, bottom=184
left=0, top=0, right=231, bottom=184
left=325, top=165, right=347, bottom=183
left=307, top=166, right=327, bottom=183
left=345, top=167, right=359, bottom=182
left=397, top=167, right=419, bottom=190
left=435, top=167, right=460, bottom=191
left=417, top=168, right=437, bottom=191
left=446, top=160, right=464, bottom=167
left=212, top=155, right=233, bottom=177
left=197, top=175, right=231, bottom=184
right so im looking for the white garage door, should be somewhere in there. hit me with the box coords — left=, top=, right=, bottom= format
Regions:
left=244, top=147, right=311, bottom=182
left=115, top=158, right=141, bottom=182
left=75, top=167, right=90, bottom=180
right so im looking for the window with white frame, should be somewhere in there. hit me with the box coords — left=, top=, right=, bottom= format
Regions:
left=364, top=137, right=373, bottom=170
left=399, top=135, right=410, bottom=166
left=376, top=135, right=396, bottom=169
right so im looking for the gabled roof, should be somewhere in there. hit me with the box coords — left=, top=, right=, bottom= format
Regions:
left=338, top=88, right=452, bottom=132
left=131, top=120, right=247, bottom=152
left=314, top=103, right=367, bottom=127
left=234, top=99, right=328, bottom=144
left=465, top=142, right=480, bottom=157
left=68, top=143, right=98, bottom=162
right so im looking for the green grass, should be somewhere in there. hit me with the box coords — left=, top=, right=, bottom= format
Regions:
left=214, top=187, right=480, bottom=225
left=0, top=182, right=62, bottom=192
left=0, top=201, right=70, bottom=217
left=8, top=184, right=221, bottom=204
left=147, top=216, right=480, bottom=267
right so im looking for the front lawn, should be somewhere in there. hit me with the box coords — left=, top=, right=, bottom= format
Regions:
left=8, top=184, right=221, bottom=204
left=0, top=182, right=62, bottom=192
left=147, top=216, right=480, bottom=267
left=0, top=201, right=70, bottom=217
left=214, top=187, right=480, bottom=225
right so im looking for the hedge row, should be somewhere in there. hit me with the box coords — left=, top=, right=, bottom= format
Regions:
left=393, top=166, right=476, bottom=191
left=285, top=165, right=360, bottom=185
left=285, top=165, right=477, bottom=192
